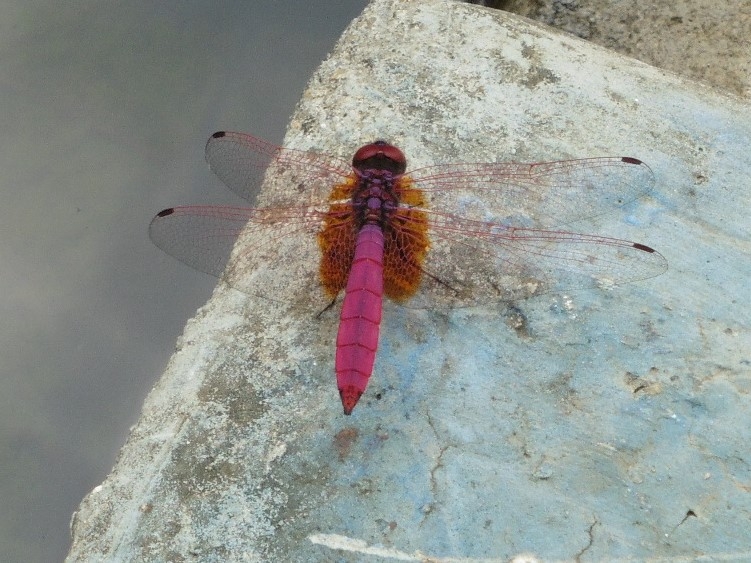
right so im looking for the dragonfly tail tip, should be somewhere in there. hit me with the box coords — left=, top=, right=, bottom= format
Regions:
left=340, top=386, right=363, bottom=415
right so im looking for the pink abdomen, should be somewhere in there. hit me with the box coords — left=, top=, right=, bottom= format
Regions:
left=336, top=223, right=384, bottom=414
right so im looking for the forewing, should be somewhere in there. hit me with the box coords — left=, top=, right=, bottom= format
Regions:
left=408, top=157, right=655, bottom=229
left=204, top=131, right=353, bottom=206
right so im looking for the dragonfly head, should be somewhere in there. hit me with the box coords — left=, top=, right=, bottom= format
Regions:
left=352, top=141, right=407, bottom=176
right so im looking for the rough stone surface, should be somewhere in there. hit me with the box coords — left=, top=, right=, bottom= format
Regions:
left=68, top=0, right=751, bottom=560
left=500, top=0, right=751, bottom=98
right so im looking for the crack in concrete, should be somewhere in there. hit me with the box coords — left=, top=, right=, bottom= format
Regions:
left=574, top=519, right=598, bottom=563
left=420, top=411, right=452, bottom=527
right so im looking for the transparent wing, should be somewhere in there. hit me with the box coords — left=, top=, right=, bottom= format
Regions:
left=148, top=204, right=332, bottom=304
left=204, top=131, right=353, bottom=206
left=151, top=135, right=665, bottom=309
left=405, top=209, right=667, bottom=307
left=409, top=157, right=655, bottom=229
left=150, top=132, right=357, bottom=304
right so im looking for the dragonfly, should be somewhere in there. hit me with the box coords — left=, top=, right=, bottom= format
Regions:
left=149, top=131, right=666, bottom=415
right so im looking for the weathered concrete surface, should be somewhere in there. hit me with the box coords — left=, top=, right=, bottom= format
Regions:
left=502, top=0, right=751, bottom=98
left=68, top=0, right=751, bottom=560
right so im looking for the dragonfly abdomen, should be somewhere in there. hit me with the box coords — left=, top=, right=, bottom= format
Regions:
left=335, top=223, right=385, bottom=414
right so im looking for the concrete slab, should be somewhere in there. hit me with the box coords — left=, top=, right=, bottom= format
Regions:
left=68, top=0, right=751, bottom=560
left=501, top=0, right=751, bottom=98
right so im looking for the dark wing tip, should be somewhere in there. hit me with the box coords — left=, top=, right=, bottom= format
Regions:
left=156, top=208, right=175, bottom=218
left=632, top=242, right=656, bottom=253
left=621, top=156, right=644, bottom=165
left=211, top=131, right=227, bottom=139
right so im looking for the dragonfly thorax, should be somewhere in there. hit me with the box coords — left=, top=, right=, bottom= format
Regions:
left=352, top=174, right=400, bottom=227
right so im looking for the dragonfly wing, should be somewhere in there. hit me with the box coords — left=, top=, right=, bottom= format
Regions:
left=149, top=204, right=331, bottom=305
left=205, top=131, right=353, bottom=206
left=409, top=157, right=655, bottom=229
left=406, top=211, right=667, bottom=308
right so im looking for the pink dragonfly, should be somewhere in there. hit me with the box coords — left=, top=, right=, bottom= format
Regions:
left=150, top=131, right=666, bottom=414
